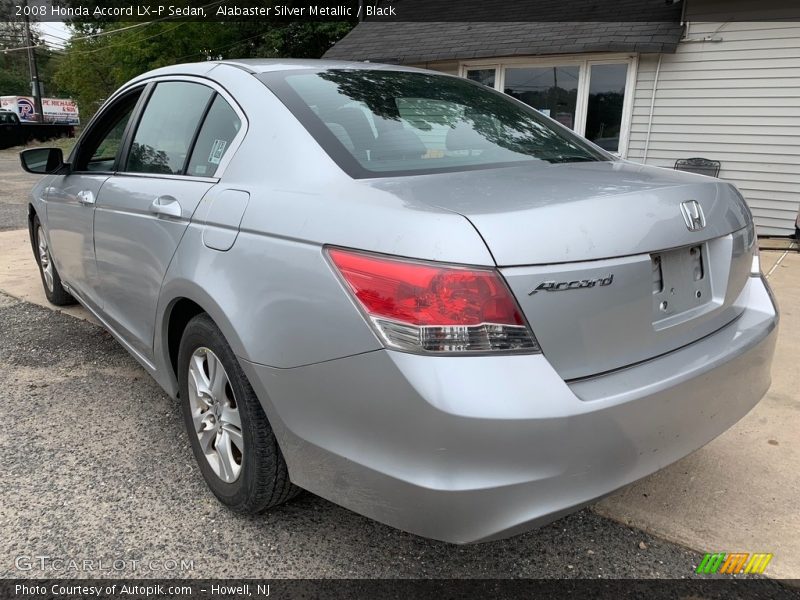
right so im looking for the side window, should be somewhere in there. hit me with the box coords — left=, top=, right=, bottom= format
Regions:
left=87, top=106, right=134, bottom=170
left=126, top=82, right=213, bottom=175
left=186, top=95, right=241, bottom=177
left=75, top=89, right=142, bottom=172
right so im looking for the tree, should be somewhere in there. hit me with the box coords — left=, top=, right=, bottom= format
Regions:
left=53, top=21, right=354, bottom=119
left=1, top=0, right=68, bottom=97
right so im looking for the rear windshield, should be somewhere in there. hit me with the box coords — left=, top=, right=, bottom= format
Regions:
left=258, top=69, right=608, bottom=178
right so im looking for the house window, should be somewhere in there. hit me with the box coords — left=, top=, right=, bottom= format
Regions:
left=504, top=66, right=580, bottom=130
left=585, top=63, right=628, bottom=153
left=460, top=55, right=636, bottom=156
left=465, top=68, right=496, bottom=88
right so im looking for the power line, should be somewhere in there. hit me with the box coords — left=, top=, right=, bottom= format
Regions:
left=40, top=23, right=72, bottom=41
left=1, top=23, right=154, bottom=52
left=1, top=0, right=225, bottom=53
left=174, top=30, right=271, bottom=62
left=41, top=32, right=71, bottom=42
left=66, top=22, right=186, bottom=55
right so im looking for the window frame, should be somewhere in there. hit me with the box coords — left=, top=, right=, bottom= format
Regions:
left=460, top=53, right=638, bottom=157
left=69, top=85, right=148, bottom=175
left=70, top=75, right=248, bottom=182
left=184, top=93, right=244, bottom=179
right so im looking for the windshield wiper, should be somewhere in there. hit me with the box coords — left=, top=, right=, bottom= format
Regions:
left=543, top=154, right=598, bottom=164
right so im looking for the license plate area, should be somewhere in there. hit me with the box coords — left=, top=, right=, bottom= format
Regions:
left=651, top=244, right=712, bottom=325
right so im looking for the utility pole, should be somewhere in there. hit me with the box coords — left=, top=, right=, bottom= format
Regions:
left=22, top=1, right=43, bottom=122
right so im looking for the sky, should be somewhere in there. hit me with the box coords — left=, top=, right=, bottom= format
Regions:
left=38, top=20, right=71, bottom=49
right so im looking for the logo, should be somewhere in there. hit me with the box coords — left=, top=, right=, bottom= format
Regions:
left=529, top=274, right=613, bottom=295
left=681, top=200, right=706, bottom=231
left=17, top=97, right=35, bottom=120
left=696, top=552, right=773, bottom=575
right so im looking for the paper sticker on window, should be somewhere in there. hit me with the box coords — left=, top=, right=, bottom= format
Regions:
left=208, top=139, right=228, bottom=165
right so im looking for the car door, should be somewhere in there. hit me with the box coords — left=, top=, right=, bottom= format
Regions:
left=44, top=89, right=144, bottom=309
left=92, top=79, right=244, bottom=360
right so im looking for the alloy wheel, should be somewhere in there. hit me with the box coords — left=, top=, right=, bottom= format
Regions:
left=187, top=347, right=243, bottom=483
left=37, top=226, right=54, bottom=293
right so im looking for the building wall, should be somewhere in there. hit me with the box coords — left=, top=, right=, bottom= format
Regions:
left=628, top=21, right=800, bottom=236
left=408, top=60, right=460, bottom=75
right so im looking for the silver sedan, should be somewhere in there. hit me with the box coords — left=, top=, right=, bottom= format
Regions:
left=21, top=60, right=778, bottom=543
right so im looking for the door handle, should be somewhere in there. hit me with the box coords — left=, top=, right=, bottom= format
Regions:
left=77, top=190, right=95, bottom=206
left=149, top=195, right=182, bottom=219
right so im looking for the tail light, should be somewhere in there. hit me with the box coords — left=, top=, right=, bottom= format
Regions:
left=737, top=190, right=761, bottom=275
left=751, top=241, right=761, bottom=275
left=327, top=247, right=540, bottom=354
left=746, top=219, right=761, bottom=275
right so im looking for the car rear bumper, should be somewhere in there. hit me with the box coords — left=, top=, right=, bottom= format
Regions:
left=240, top=275, right=778, bottom=543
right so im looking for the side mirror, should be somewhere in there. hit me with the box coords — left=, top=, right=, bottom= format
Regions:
left=20, top=147, right=66, bottom=174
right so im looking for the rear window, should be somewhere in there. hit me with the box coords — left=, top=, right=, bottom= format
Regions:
left=258, top=69, right=607, bottom=178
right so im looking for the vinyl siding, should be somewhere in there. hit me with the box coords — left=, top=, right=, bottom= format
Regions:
left=628, top=22, right=800, bottom=236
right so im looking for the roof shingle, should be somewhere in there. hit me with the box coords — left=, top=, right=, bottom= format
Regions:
left=324, top=21, right=684, bottom=64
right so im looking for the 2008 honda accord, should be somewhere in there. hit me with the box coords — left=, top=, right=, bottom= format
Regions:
left=21, top=60, right=778, bottom=543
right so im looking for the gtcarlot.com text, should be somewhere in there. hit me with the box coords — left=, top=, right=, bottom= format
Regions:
left=15, top=555, right=194, bottom=573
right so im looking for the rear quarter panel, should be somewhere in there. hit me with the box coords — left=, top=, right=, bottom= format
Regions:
left=156, top=65, right=494, bottom=378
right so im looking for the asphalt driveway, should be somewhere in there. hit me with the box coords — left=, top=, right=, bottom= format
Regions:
left=0, top=151, right=38, bottom=232
left=0, top=290, right=710, bottom=579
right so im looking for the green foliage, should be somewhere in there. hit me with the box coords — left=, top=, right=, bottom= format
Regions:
left=0, top=69, right=28, bottom=96
left=0, top=5, right=68, bottom=97
left=54, top=21, right=354, bottom=120
left=0, top=14, right=35, bottom=96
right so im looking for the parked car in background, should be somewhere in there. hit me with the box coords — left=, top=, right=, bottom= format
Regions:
left=0, top=109, right=22, bottom=146
left=20, top=60, right=778, bottom=543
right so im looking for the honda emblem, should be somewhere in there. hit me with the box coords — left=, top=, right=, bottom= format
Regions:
left=680, top=200, right=706, bottom=232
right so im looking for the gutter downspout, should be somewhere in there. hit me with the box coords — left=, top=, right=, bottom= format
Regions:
left=642, top=53, right=663, bottom=164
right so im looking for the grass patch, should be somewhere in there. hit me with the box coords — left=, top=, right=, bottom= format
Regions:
left=44, top=135, right=79, bottom=155
left=27, top=134, right=79, bottom=156
left=0, top=133, right=79, bottom=159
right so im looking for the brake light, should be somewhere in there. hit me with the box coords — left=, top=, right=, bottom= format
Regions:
left=327, top=248, right=540, bottom=354
left=747, top=220, right=761, bottom=275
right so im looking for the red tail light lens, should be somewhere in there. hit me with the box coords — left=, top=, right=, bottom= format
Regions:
left=328, top=248, right=539, bottom=354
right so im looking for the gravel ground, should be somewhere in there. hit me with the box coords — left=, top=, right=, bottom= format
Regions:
left=0, top=291, right=715, bottom=580
left=0, top=151, right=38, bottom=231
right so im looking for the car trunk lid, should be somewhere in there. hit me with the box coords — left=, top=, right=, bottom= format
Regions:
left=368, top=161, right=756, bottom=379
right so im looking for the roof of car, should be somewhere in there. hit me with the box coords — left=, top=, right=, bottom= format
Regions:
left=119, top=59, right=436, bottom=99
left=135, top=58, right=428, bottom=79
left=216, top=58, right=413, bottom=73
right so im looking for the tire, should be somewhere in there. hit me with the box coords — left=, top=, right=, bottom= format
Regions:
left=32, top=216, right=75, bottom=306
left=178, top=313, right=300, bottom=513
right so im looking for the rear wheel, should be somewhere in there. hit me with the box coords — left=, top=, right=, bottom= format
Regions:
left=178, top=313, right=300, bottom=512
left=33, top=216, right=74, bottom=306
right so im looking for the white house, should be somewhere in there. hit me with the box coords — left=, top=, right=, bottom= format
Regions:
left=325, top=0, right=800, bottom=236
